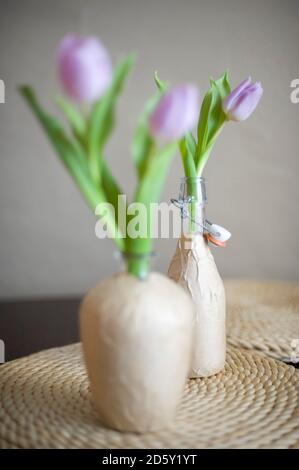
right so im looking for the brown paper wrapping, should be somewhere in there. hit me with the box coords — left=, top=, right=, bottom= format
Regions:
left=168, top=234, right=226, bottom=377
left=80, top=272, right=194, bottom=433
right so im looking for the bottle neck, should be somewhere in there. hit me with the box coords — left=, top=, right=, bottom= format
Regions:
left=116, top=251, right=155, bottom=280
left=179, top=177, right=207, bottom=236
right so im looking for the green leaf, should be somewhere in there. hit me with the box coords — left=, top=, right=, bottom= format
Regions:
left=208, top=73, right=231, bottom=141
left=56, top=96, right=86, bottom=139
left=131, top=92, right=161, bottom=179
left=126, top=142, right=177, bottom=255
left=131, top=70, right=172, bottom=185
left=195, top=71, right=231, bottom=173
left=130, top=72, right=169, bottom=181
left=126, top=123, right=176, bottom=275
left=185, top=132, right=197, bottom=157
left=19, top=85, right=125, bottom=250
left=101, top=159, right=125, bottom=226
left=20, top=86, right=87, bottom=171
left=213, top=71, right=231, bottom=99
left=135, top=143, right=177, bottom=206
left=196, top=89, right=213, bottom=161
left=154, top=71, right=168, bottom=92
left=132, top=72, right=171, bottom=190
left=179, top=136, right=197, bottom=177
left=88, top=55, right=135, bottom=182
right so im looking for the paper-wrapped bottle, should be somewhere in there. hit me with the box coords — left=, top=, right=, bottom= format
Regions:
left=168, top=177, right=226, bottom=378
left=80, top=271, right=194, bottom=432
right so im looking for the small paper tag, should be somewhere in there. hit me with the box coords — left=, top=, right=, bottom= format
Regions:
left=205, top=221, right=231, bottom=247
left=205, top=233, right=227, bottom=247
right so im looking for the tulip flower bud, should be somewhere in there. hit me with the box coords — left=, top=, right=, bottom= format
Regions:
left=222, top=77, right=263, bottom=121
left=149, top=85, right=199, bottom=142
left=58, top=34, right=113, bottom=103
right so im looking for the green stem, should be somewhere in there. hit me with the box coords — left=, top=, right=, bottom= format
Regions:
left=186, top=179, right=200, bottom=234
left=125, top=142, right=177, bottom=279
left=181, top=149, right=197, bottom=178
left=88, top=144, right=102, bottom=186
left=190, top=201, right=198, bottom=233
left=196, top=121, right=226, bottom=176
left=126, top=256, right=152, bottom=279
left=124, top=213, right=153, bottom=279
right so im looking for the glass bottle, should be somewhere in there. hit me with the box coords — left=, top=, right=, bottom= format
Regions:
left=168, top=177, right=226, bottom=377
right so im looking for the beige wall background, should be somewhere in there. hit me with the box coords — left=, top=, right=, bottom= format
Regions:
left=0, top=0, right=298, bottom=299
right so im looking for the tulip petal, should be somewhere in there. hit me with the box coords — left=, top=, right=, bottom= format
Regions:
left=228, top=83, right=263, bottom=121
left=222, top=77, right=251, bottom=113
left=58, top=34, right=79, bottom=60
left=58, top=34, right=113, bottom=103
left=223, top=77, right=263, bottom=121
left=149, top=85, right=199, bottom=142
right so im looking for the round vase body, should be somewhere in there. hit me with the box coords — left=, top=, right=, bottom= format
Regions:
left=80, top=271, right=194, bottom=432
left=168, top=234, right=226, bottom=378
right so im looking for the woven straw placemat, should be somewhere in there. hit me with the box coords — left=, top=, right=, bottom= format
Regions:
left=226, top=280, right=299, bottom=361
left=0, top=343, right=298, bottom=449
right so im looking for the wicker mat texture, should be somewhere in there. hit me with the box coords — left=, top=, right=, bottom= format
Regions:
left=0, top=343, right=298, bottom=449
left=226, top=280, right=299, bottom=361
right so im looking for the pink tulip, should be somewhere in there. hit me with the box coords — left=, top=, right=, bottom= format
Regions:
left=222, top=77, right=263, bottom=121
left=58, top=34, right=112, bottom=103
left=149, top=85, right=199, bottom=142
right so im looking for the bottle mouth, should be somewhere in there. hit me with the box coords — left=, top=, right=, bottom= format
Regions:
left=179, top=176, right=207, bottom=204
